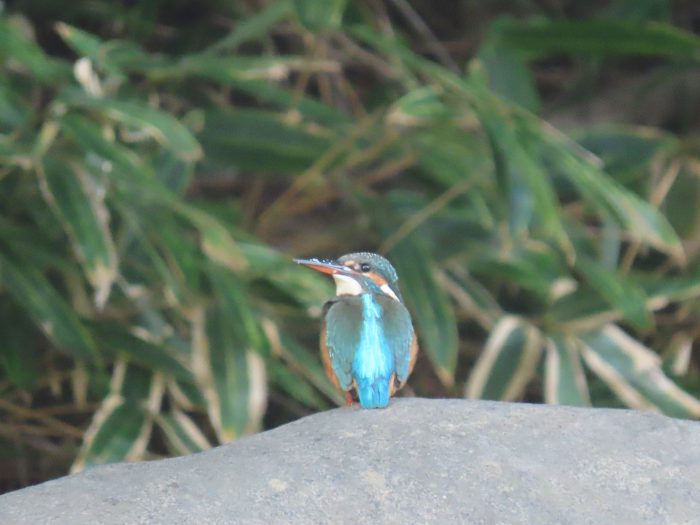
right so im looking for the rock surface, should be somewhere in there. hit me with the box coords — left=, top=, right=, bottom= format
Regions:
left=2, top=398, right=700, bottom=524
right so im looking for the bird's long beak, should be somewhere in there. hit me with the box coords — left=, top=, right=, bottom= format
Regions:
left=294, top=258, right=356, bottom=276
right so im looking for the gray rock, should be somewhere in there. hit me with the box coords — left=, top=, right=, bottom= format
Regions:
left=1, top=398, right=699, bottom=525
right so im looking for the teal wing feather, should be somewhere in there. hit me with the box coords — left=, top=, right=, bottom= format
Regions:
left=324, top=297, right=363, bottom=391
left=376, top=295, right=414, bottom=382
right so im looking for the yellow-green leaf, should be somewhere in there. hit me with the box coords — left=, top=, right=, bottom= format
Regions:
left=466, top=316, right=542, bottom=401
left=544, top=335, right=590, bottom=406
left=0, top=252, right=97, bottom=361
left=579, top=324, right=700, bottom=417
left=39, top=158, right=117, bottom=308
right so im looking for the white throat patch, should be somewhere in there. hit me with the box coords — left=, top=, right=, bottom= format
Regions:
left=333, top=274, right=401, bottom=302
left=333, top=274, right=363, bottom=296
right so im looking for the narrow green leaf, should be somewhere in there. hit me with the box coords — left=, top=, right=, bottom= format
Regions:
left=0, top=253, right=97, bottom=361
left=208, top=263, right=268, bottom=355
left=168, top=378, right=207, bottom=411
left=545, top=139, right=684, bottom=261
left=0, top=79, right=32, bottom=129
left=549, top=272, right=700, bottom=332
left=293, top=0, right=347, bottom=32
left=639, top=273, right=700, bottom=304
left=0, top=17, right=67, bottom=83
left=466, top=316, right=542, bottom=401
left=60, top=90, right=202, bottom=161
left=0, top=303, right=39, bottom=389
left=143, top=215, right=201, bottom=301
left=89, top=322, right=193, bottom=382
left=55, top=22, right=103, bottom=59
left=477, top=44, right=540, bottom=113
left=664, top=165, right=700, bottom=238
left=388, top=86, right=452, bottom=126
left=227, top=79, right=350, bottom=125
left=156, top=409, right=212, bottom=456
left=72, top=363, right=164, bottom=472
left=202, top=305, right=262, bottom=441
left=268, top=360, right=329, bottom=409
left=471, top=243, right=570, bottom=301
left=490, top=18, right=700, bottom=59
left=440, top=266, right=502, bottom=329
left=171, top=202, right=247, bottom=272
left=544, top=335, right=590, bottom=406
left=271, top=329, right=345, bottom=406
left=579, top=325, right=700, bottom=417
left=73, top=398, right=146, bottom=471
left=200, top=108, right=331, bottom=173
left=471, top=82, right=569, bottom=247
left=574, top=125, right=676, bottom=184
left=203, top=0, right=293, bottom=54
left=605, top=0, right=671, bottom=23
left=575, top=256, right=651, bottom=329
left=39, top=158, right=117, bottom=308
left=190, top=266, right=268, bottom=443
left=60, top=113, right=144, bottom=175
left=173, top=56, right=338, bottom=83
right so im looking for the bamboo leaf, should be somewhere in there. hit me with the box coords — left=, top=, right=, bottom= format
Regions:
left=0, top=303, right=39, bottom=389
left=265, top=324, right=345, bottom=406
left=200, top=108, right=331, bottom=173
left=544, top=335, right=590, bottom=406
left=223, top=79, right=349, bottom=124
left=207, top=263, right=268, bottom=355
left=478, top=44, right=540, bottom=113
left=72, top=362, right=165, bottom=472
left=203, top=0, right=293, bottom=54
left=0, top=17, right=67, bottom=83
left=55, top=23, right=103, bottom=60
left=60, top=90, right=202, bottom=161
left=39, top=158, right=117, bottom=308
left=268, top=360, right=329, bottom=410
left=575, top=256, right=651, bottom=329
left=549, top=272, right=700, bottom=332
left=466, top=316, right=542, bottom=401
left=0, top=252, right=97, bottom=361
left=544, top=138, right=684, bottom=261
left=472, top=83, right=569, bottom=247
left=440, top=266, right=502, bottom=329
left=191, top=270, right=268, bottom=443
left=293, top=0, right=347, bottom=32
left=59, top=113, right=145, bottom=175
left=156, top=409, right=212, bottom=456
left=89, top=322, right=193, bottom=382
left=579, top=325, right=700, bottom=418
left=171, top=202, right=247, bottom=272
left=388, top=86, right=452, bottom=126
left=490, top=18, right=700, bottom=59
left=574, top=125, right=676, bottom=182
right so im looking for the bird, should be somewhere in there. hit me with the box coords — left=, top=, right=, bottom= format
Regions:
left=294, top=252, right=418, bottom=409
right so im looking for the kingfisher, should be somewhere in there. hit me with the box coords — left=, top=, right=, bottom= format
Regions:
left=295, top=252, right=418, bottom=409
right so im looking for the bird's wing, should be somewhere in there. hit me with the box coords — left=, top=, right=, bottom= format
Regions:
left=377, top=296, right=415, bottom=383
left=323, top=298, right=363, bottom=391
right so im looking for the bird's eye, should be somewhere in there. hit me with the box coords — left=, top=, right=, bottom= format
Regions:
left=360, top=263, right=371, bottom=273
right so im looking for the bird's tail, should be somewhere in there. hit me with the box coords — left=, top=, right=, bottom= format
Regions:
left=357, top=378, right=390, bottom=409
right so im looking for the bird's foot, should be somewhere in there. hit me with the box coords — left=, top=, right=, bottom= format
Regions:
left=345, top=392, right=354, bottom=407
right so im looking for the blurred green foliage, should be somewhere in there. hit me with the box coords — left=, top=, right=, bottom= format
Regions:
left=2, top=0, right=700, bottom=490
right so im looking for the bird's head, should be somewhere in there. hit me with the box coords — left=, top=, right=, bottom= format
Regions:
left=295, top=252, right=403, bottom=302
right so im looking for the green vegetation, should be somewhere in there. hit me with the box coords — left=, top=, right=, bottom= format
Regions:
left=2, top=0, right=700, bottom=488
